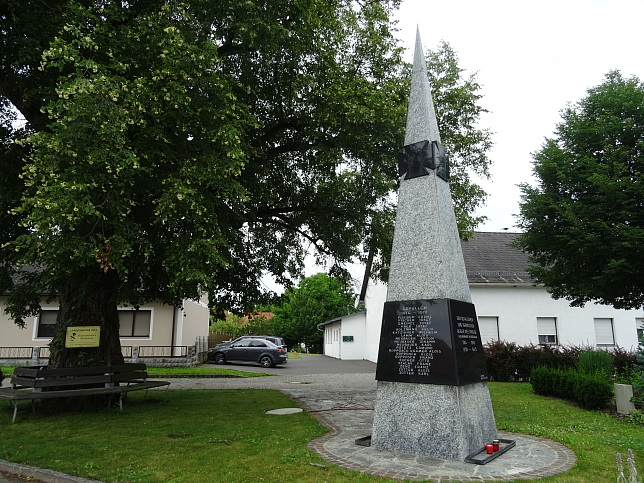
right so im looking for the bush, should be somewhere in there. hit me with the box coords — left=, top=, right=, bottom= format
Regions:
left=530, top=366, right=556, bottom=396
left=0, top=368, right=3, bottom=385
left=484, top=342, right=636, bottom=384
left=573, top=373, right=614, bottom=410
left=612, top=346, right=637, bottom=381
left=530, top=366, right=577, bottom=398
left=633, top=342, right=644, bottom=409
left=484, top=340, right=520, bottom=381
left=530, top=366, right=613, bottom=410
left=577, top=349, right=614, bottom=380
left=484, top=341, right=581, bottom=381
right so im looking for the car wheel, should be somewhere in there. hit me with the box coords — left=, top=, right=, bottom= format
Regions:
left=259, top=355, right=273, bottom=368
left=214, top=353, right=226, bottom=364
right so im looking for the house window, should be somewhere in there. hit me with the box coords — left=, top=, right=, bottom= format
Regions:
left=637, top=318, right=644, bottom=344
left=325, top=327, right=332, bottom=344
left=36, top=309, right=58, bottom=338
left=537, top=317, right=558, bottom=345
left=594, top=318, right=615, bottom=347
left=118, top=309, right=151, bottom=338
left=477, top=316, right=499, bottom=344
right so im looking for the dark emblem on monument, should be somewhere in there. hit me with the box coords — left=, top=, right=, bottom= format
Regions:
left=397, top=139, right=449, bottom=181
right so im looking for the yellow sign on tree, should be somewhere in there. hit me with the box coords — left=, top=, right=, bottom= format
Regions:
left=65, top=326, right=101, bottom=348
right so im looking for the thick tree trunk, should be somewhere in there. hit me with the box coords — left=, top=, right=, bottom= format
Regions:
left=49, top=266, right=124, bottom=369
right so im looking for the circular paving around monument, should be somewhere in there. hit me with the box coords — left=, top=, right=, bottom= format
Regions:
left=284, top=388, right=576, bottom=482
left=307, top=427, right=575, bottom=481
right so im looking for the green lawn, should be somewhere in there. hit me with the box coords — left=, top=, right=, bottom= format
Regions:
left=0, top=383, right=642, bottom=482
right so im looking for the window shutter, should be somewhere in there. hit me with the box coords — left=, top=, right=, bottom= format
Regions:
left=537, top=317, right=556, bottom=336
left=477, top=316, right=499, bottom=344
left=594, top=318, right=615, bottom=345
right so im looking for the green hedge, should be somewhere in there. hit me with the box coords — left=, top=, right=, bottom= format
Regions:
left=484, top=341, right=637, bottom=382
left=530, top=366, right=613, bottom=410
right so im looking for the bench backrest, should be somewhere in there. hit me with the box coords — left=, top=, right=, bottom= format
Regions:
left=12, top=363, right=148, bottom=388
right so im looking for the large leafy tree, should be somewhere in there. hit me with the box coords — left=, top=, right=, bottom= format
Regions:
left=272, top=273, right=355, bottom=352
left=516, top=71, right=644, bottom=309
left=0, top=0, right=408, bottom=366
left=0, top=0, right=493, bottom=367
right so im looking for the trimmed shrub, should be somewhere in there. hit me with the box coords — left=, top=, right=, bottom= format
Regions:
left=531, top=366, right=577, bottom=398
left=530, top=366, right=556, bottom=396
left=573, top=373, right=614, bottom=410
left=530, top=365, right=613, bottom=410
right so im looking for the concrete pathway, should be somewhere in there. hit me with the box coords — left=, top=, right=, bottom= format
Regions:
left=0, top=355, right=576, bottom=482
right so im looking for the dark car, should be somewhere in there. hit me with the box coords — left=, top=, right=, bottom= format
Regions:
left=207, top=338, right=288, bottom=368
left=214, top=335, right=287, bottom=352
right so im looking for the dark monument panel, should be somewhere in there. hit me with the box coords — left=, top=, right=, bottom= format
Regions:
left=449, top=299, right=488, bottom=385
left=375, top=298, right=488, bottom=386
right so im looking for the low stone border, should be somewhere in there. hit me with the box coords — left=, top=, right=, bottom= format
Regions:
left=0, top=459, right=101, bottom=483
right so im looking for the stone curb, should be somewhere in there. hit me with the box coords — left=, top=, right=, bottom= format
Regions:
left=0, top=460, right=101, bottom=483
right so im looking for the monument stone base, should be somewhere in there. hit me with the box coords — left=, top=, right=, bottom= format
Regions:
left=371, top=381, right=497, bottom=461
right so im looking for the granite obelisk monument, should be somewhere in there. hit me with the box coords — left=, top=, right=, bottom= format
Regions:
left=370, top=30, right=497, bottom=461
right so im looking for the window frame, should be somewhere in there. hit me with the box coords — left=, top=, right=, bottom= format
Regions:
left=477, top=316, right=500, bottom=344
left=537, top=317, right=559, bottom=346
left=34, top=308, right=58, bottom=339
left=118, top=308, right=153, bottom=339
left=594, top=317, right=615, bottom=347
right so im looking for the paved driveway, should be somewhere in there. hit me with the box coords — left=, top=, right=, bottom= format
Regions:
left=203, top=353, right=377, bottom=375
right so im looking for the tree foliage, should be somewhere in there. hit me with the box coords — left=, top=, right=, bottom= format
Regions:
left=427, top=41, right=492, bottom=234
left=0, top=0, right=492, bottom=366
left=271, top=273, right=355, bottom=352
left=516, top=71, right=644, bottom=309
left=365, top=41, right=493, bottom=281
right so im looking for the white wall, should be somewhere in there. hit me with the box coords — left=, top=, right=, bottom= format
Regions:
left=323, top=320, right=341, bottom=358
left=339, top=313, right=368, bottom=360
left=470, top=284, right=642, bottom=351
left=364, top=283, right=387, bottom=362
left=179, top=295, right=210, bottom=345
left=351, top=281, right=642, bottom=362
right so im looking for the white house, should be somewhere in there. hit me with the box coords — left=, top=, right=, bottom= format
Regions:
left=319, top=232, right=644, bottom=361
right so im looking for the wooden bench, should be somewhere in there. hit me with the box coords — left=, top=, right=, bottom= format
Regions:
left=0, top=363, right=170, bottom=423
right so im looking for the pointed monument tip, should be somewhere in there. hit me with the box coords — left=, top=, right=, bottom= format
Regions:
left=414, top=27, right=423, bottom=56
left=405, top=25, right=442, bottom=146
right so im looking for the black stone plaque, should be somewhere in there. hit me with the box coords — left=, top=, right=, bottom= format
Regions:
left=375, top=298, right=488, bottom=386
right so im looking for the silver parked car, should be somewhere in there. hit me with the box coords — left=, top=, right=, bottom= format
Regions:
left=213, top=335, right=288, bottom=352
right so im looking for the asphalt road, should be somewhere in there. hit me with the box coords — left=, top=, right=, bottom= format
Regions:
left=203, top=352, right=376, bottom=375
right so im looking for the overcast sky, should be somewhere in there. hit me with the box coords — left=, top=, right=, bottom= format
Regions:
left=394, top=0, right=644, bottom=232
